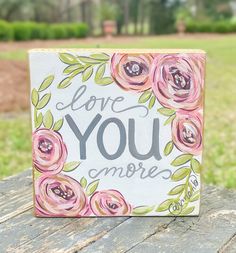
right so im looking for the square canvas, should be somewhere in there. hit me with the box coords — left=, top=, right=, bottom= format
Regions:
left=29, top=49, right=206, bottom=217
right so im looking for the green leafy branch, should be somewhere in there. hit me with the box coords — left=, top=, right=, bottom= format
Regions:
left=31, top=75, right=64, bottom=131
left=79, top=177, right=100, bottom=196
left=156, top=154, right=201, bottom=216
left=58, top=53, right=113, bottom=88
left=157, top=107, right=176, bottom=125
left=138, top=89, right=156, bottom=109
left=132, top=205, right=155, bottom=216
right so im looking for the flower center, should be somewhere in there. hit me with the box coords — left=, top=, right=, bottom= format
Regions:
left=182, top=124, right=196, bottom=144
left=170, top=67, right=190, bottom=90
left=51, top=185, right=75, bottom=200
left=38, top=138, right=53, bottom=154
left=107, top=202, right=119, bottom=209
left=123, top=61, right=144, bottom=77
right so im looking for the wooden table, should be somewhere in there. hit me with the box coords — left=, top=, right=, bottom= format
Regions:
left=0, top=169, right=236, bottom=253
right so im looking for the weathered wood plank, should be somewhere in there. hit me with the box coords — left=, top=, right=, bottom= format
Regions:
left=0, top=169, right=31, bottom=196
left=80, top=216, right=176, bottom=253
left=67, top=186, right=236, bottom=253
left=0, top=169, right=32, bottom=222
left=16, top=217, right=128, bottom=253
left=0, top=170, right=236, bottom=253
left=124, top=186, right=236, bottom=253
left=0, top=210, right=75, bottom=251
left=219, top=234, right=236, bottom=253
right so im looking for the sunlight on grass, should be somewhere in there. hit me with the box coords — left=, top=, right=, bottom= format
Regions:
left=0, top=35, right=236, bottom=188
left=0, top=114, right=31, bottom=179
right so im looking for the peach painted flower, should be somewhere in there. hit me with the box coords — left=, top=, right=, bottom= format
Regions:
left=90, top=190, right=132, bottom=216
left=151, top=54, right=205, bottom=110
left=35, top=174, right=89, bottom=217
left=172, top=110, right=203, bottom=155
left=110, top=53, right=153, bottom=92
left=33, top=128, right=67, bottom=175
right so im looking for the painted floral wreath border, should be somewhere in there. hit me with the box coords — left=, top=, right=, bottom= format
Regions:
left=31, top=52, right=203, bottom=217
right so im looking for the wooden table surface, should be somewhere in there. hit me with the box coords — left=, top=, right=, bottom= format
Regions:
left=0, top=169, right=236, bottom=253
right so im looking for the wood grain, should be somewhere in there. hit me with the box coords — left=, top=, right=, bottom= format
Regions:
left=0, top=170, right=235, bottom=253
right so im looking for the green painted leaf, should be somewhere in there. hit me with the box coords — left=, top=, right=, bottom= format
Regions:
left=53, top=118, right=64, bottom=131
left=164, top=114, right=176, bottom=126
left=95, top=77, right=113, bottom=85
left=171, top=167, right=191, bottom=181
left=132, top=206, right=154, bottom=215
left=34, top=109, right=38, bottom=127
left=63, top=64, right=83, bottom=75
left=35, top=112, right=43, bottom=128
left=164, top=141, right=174, bottom=156
left=158, top=107, right=175, bottom=116
left=90, top=53, right=110, bottom=61
left=171, top=154, right=193, bottom=167
left=82, top=66, right=93, bottom=82
left=38, top=75, right=54, bottom=92
left=138, top=90, right=152, bottom=104
left=181, top=206, right=195, bottom=215
left=36, top=93, right=51, bottom=109
left=191, top=158, right=201, bottom=174
left=190, top=193, right=200, bottom=202
left=59, top=53, right=78, bottom=64
left=78, top=56, right=101, bottom=64
left=31, top=88, right=39, bottom=107
left=86, top=179, right=99, bottom=196
left=58, top=77, right=72, bottom=89
left=168, top=184, right=185, bottom=195
left=80, top=177, right=87, bottom=188
left=63, top=161, right=80, bottom=172
left=43, top=110, right=54, bottom=129
left=156, top=199, right=174, bottom=212
left=70, top=68, right=84, bottom=78
left=95, top=63, right=105, bottom=81
left=148, top=95, right=156, bottom=109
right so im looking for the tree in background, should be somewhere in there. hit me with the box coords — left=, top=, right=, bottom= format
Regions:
left=148, top=0, right=181, bottom=34
left=182, top=0, right=233, bottom=21
left=0, top=0, right=234, bottom=35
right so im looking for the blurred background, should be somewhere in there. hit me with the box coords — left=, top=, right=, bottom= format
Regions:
left=0, top=0, right=235, bottom=189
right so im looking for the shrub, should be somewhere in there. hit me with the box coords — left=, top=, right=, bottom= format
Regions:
left=75, top=23, right=89, bottom=38
left=213, top=22, right=231, bottom=33
left=0, top=20, right=13, bottom=41
left=49, top=24, right=68, bottom=39
left=186, top=20, right=236, bottom=34
left=28, top=22, right=48, bottom=40
left=63, top=24, right=78, bottom=38
left=0, top=21, right=89, bottom=41
left=12, top=22, right=32, bottom=41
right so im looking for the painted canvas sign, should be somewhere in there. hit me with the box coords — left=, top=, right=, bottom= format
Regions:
left=29, top=49, right=206, bottom=217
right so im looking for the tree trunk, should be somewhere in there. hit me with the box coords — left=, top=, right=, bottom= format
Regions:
left=80, top=0, right=86, bottom=23
left=86, top=0, right=94, bottom=35
left=66, top=0, right=72, bottom=22
left=124, top=0, right=129, bottom=35
left=139, top=0, right=145, bottom=35
left=133, top=0, right=139, bottom=35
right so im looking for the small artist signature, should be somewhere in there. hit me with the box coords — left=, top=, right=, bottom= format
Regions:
left=168, top=175, right=199, bottom=215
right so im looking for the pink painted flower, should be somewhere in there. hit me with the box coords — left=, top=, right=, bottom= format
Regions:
left=172, top=110, right=203, bottom=155
left=90, top=190, right=132, bottom=216
left=151, top=54, right=205, bottom=110
left=111, top=53, right=153, bottom=92
left=33, top=128, right=67, bottom=175
left=35, top=174, right=89, bottom=217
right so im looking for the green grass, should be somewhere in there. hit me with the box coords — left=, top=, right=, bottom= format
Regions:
left=0, top=114, right=31, bottom=178
left=1, top=35, right=236, bottom=188
left=0, top=50, right=26, bottom=60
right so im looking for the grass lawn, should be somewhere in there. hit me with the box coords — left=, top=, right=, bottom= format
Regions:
left=0, top=35, right=236, bottom=188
